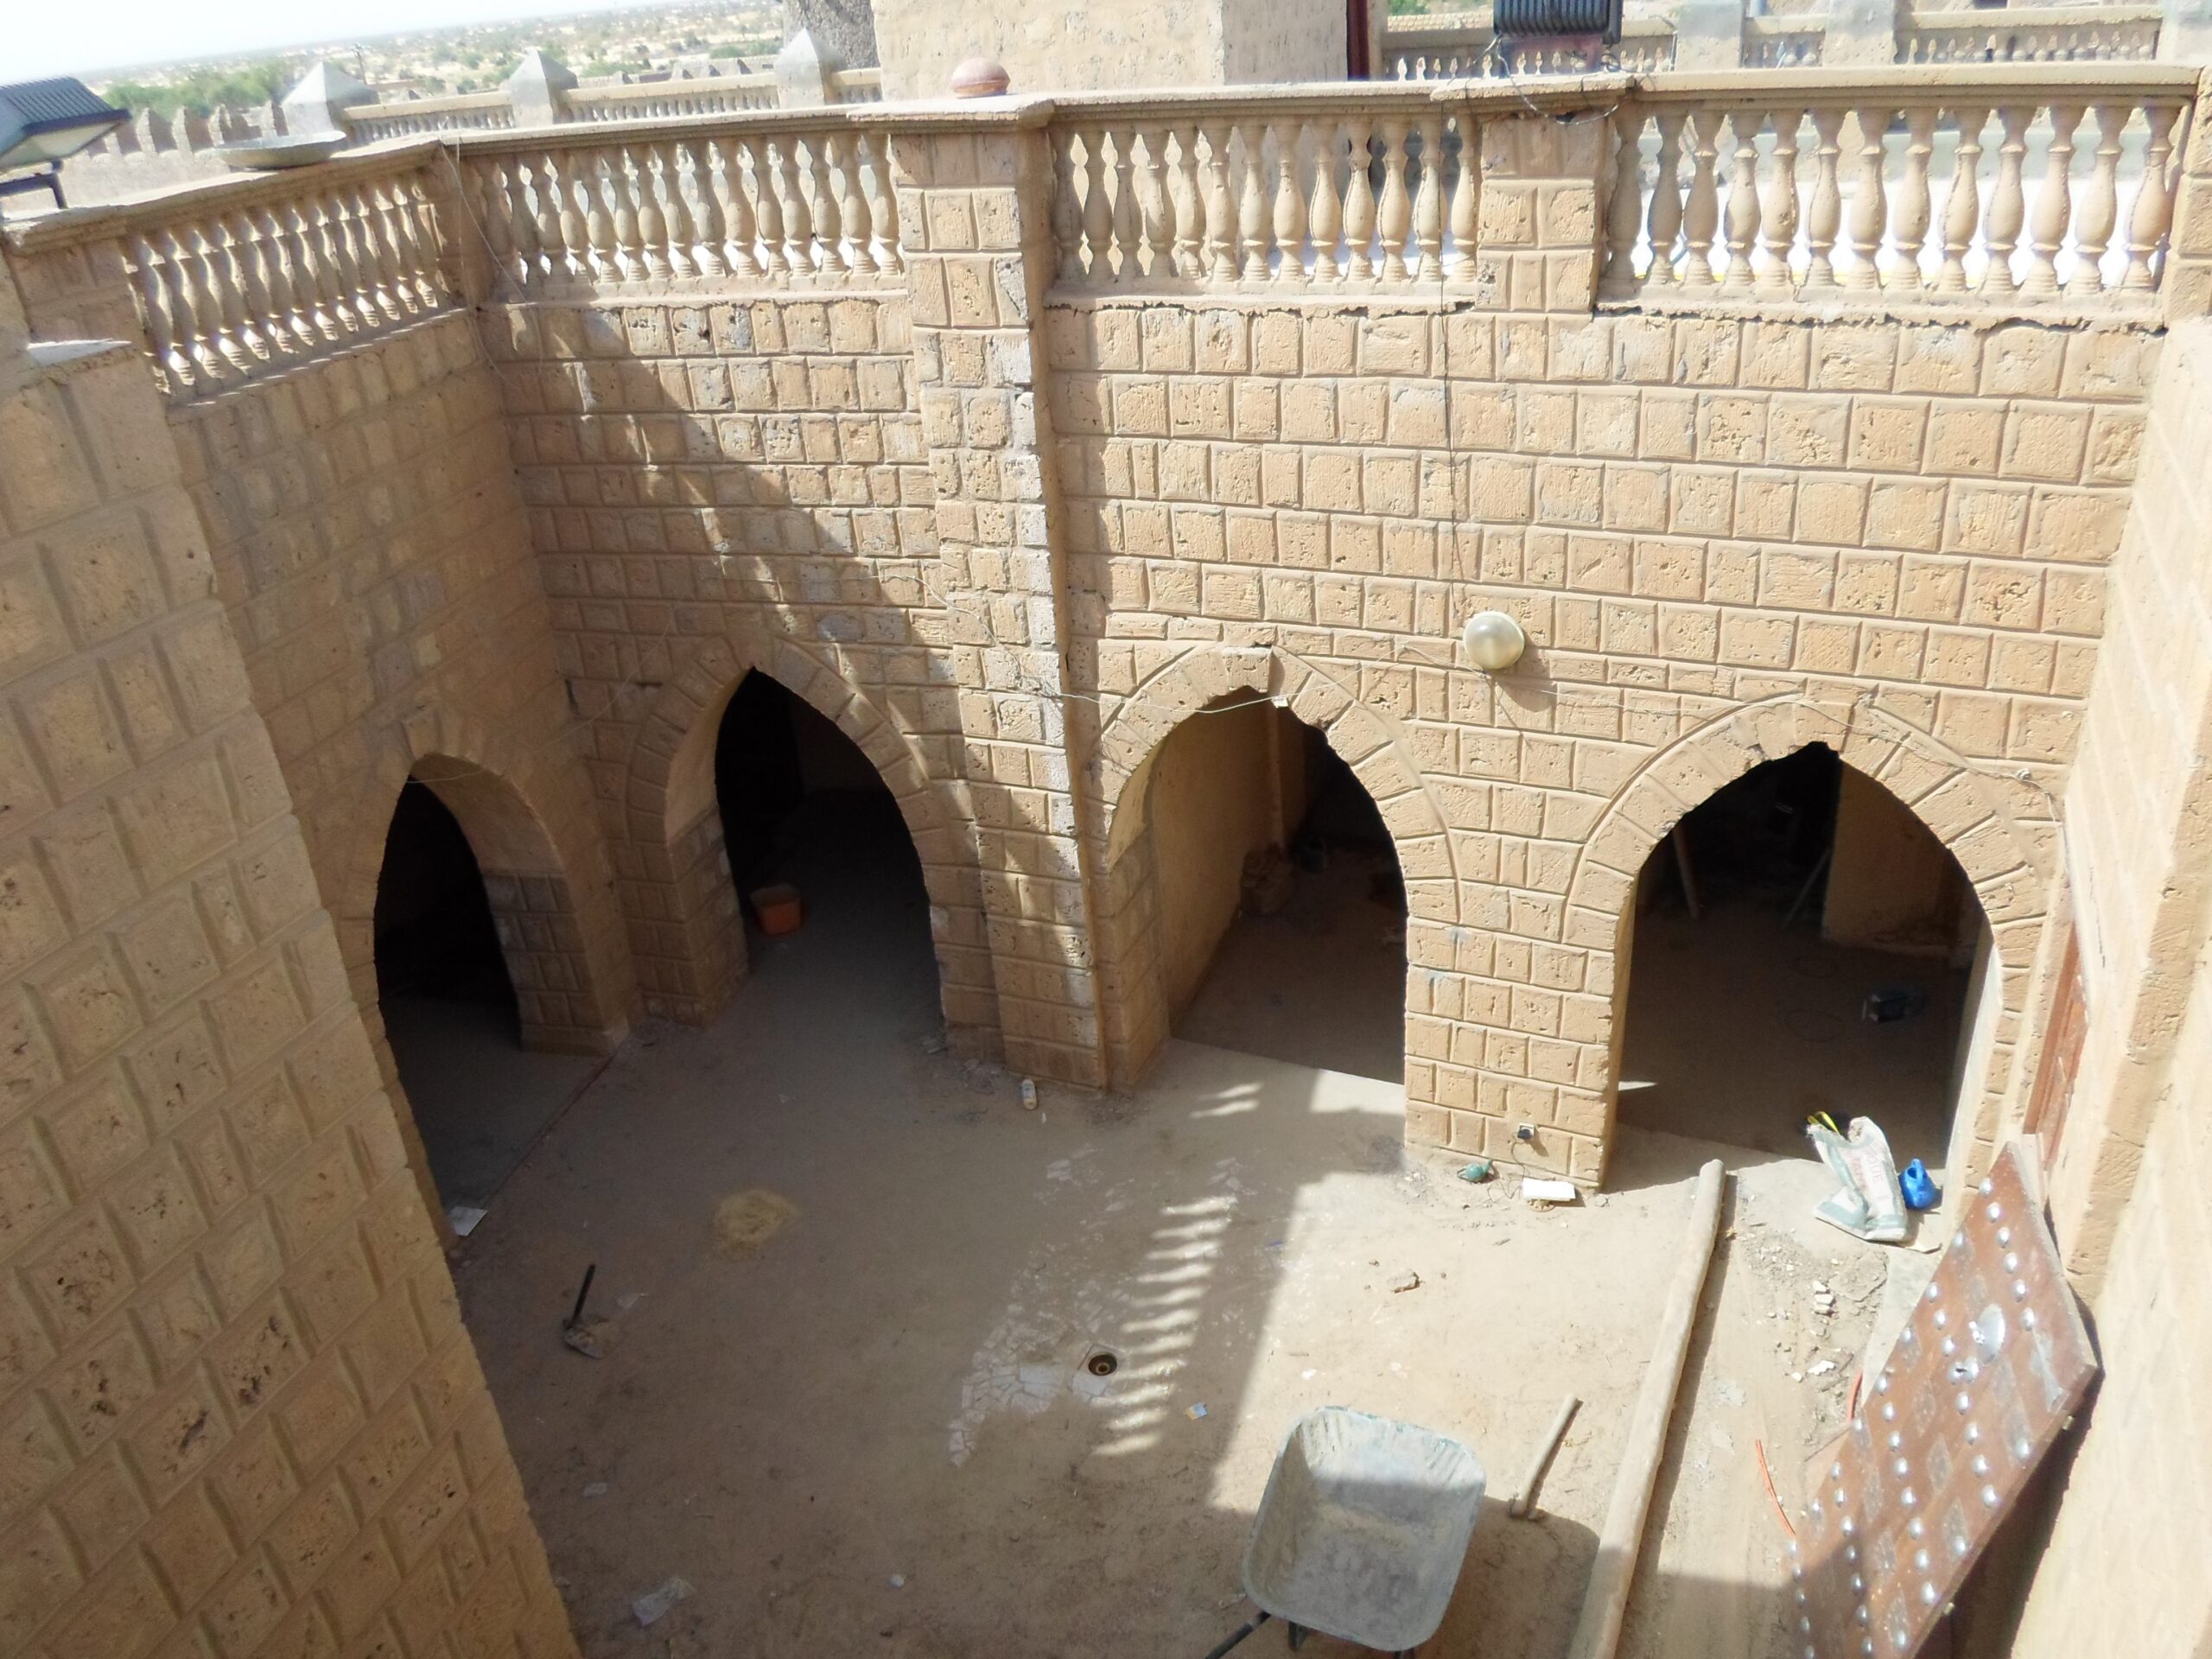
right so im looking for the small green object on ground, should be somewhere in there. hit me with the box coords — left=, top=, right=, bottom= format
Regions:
left=1458, top=1160, right=1494, bottom=1183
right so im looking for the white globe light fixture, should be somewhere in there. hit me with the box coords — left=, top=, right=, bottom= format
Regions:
left=1461, top=609, right=1528, bottom=672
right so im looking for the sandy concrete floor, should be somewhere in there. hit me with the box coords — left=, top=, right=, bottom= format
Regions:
left=448, top=803, right=1910, bottom=1659
left=383, top=993, right=601, bottom=1210
left=1178, top=851, right=1408, bottom=1084
left=1618, top=904, right=1970, bottom=1171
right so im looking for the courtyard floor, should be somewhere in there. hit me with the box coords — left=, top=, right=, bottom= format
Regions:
left=445, top=808, right=1915, bottom=1658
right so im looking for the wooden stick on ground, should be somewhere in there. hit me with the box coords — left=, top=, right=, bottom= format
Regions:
left=1565, top=1158, right=1728, bottom=1659
left=1508, top=1394, right=1581, bottom=1519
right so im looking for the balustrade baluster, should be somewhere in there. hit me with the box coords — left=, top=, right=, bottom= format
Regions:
left=2069, top=104, right=2126, bottom=296
left=1081, top=129, right=1113, bottom=281
left=1447, top=114, right=1478, bottom=286
left=126, top=233, right=188, bottom=392
left=809, top=132, right=844, bottom=282
left=375, top=178, right=422, bottom=313
left=709, top=138, right=754, bottom=279
left=1052, top=130, right=1084, bottom=283
left=835, top=136, right=873, bottom=277
left=1982, top=105, right=2031, bottom=294
left=2024, top=103, right=2081, bottom=297
left=503, top=159, right=543, bottom=292
left=583, top=156, right=620, bottom=282
left=1310, top=122, right=1344, bottom=283
left=690, top=141, right=729, bottom=278
left=288, top=200, right=340, bottom=340
left=166, top=226, right=228, bottom=383
left=1202, top=124, right=1236, bottom=282
left=613, top=149, right=648, bottom=280
left=1142, top=128, right=1175, bottom=282
left=1237, top=122, right=1270, bottom=283
left=1681, top=112, right=1721, bottom=287
left=1934, top=105, right=1985, bottom=295
left=1642, top=112, right=1685, bottom=287
left=861, top=132, right=900, bottom=274
left=775, top=137, right=812, bottom=277
left=747, top=138, right=788, bottom=279
left=251, top=205, right=307, bottom=352
left=2124, top=99, right=2182, bottom=292
left=187, top=221, right=245, bottom=373
left=1111, top=127, right=1141, bottom=286
left=355, top=184, right=405, bottom=321
left=1758, top=109, right=1801, bottom=293
left=1720, top=111, right=1762, bottom=293
left=1889, top=107, right=1936, bottom=289
left=1845, top=107, right=1889, bottom=290
left=1599, top=107, right=1645, bottom=300
left=476, top=162, right=518, bottom=294
left=659, top=142, right=696, bottom=277
left=1414, top=113, right=1446, bottom=283
left=1376, top=118, right=1412, bottom=283
left=224, top=211, right=277, bottom=357
left=550, top=154, right=588, bottom=283
left=530, top=156, right=566, bottom=283
left=1343, top=119, right=1377, bottom=282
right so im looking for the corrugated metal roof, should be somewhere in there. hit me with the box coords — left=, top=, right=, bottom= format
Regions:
left=0, top=77, right=127, bottom=170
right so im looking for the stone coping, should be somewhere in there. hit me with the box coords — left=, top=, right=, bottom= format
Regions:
left=6, top=61, right=2201, bottom=255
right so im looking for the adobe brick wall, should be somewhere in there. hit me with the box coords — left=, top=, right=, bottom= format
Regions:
left=482, top=289, right=1008, bottom=1052
left=0, top=338, right=571, bottom=1659
left=1046, top=283, right=2145, bottom=1180
left=2006, top=321, right=2212, bottom=1655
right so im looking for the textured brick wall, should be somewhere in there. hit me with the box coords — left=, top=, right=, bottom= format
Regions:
left=1046, top=278, right=2145, bottom=1179
left=483, top=289, right=1007, bottom=1050
left=0, top=339, right=571, bottom=1659
left=2007, top=321, right=2212, bottom=1655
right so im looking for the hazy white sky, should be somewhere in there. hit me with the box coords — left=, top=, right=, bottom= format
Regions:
left=8, top=0, right=677, bottom=83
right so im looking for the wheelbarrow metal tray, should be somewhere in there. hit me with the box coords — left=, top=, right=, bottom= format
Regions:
left=1242, top=1407, right=1486, bottom=1652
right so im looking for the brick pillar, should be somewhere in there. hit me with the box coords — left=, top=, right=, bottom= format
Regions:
left=888, top=112, right=1110, bottom=1087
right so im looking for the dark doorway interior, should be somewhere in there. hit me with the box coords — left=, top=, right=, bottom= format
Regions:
left=374, top=779, right=595, bottom=1214
left=1618, top=745, right=1984, bottom=1170
left=711, top=671, right=940, bottom=1032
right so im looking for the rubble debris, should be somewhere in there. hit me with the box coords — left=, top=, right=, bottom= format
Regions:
left=1240, top=845, right=1294, bottom=915
left=1186, top=1402, right=1209, bottom=1420
left=714, top=1189, right=797, bottom=1259
left=632, top=1576, right=693, bottom=1627
left=1389, top=1271, right=1422, bottom=1294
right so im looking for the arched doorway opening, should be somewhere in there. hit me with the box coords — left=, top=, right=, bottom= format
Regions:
left=710, top=669, right=938, bottom=1027
left=372, top=778, right=600, bottom=1212
left=1616, top=743, right=1993, bottom=1170
left=1125, top=693, right=1408, bottom=1082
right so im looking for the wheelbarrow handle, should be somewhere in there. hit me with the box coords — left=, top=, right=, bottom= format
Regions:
left=1199, top=1608, right=1272, bottom=1659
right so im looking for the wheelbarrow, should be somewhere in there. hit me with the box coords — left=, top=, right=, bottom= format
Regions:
left=1203, top=1407, right=1486, bottom=1658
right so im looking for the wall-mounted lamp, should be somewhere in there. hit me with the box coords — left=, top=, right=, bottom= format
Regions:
left=1460, top=610, right=1528, bottom=672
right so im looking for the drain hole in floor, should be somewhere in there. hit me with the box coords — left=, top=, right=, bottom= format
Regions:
left=1086, top=1351, right=1119, bottom=1377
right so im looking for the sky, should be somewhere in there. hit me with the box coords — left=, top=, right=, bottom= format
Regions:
left=7, top=0, right=680, bottom=82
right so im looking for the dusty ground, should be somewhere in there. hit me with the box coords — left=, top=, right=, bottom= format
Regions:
left=445, top=802, right=1917, bottom=1659
left=383, top=993, right=601, bottom=1210
left=1618, top=903, right=1969, bottom=1171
